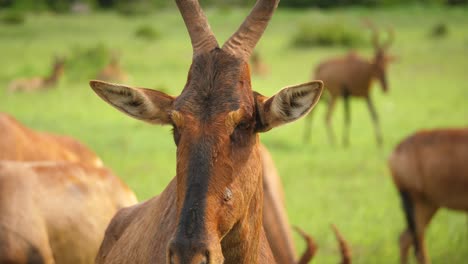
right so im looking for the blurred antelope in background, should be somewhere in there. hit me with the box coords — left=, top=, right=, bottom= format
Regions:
left=0, top=161, right=137, bottom=264
left=304, top=22, right=395, bottom=147
left=251, top=51, right=269, bottom=77
left=96, top=52, right=128, bottom=83
left=8, top=56, right=65, bottom=93
left=91, top=0, right=324, bottom=263
left=0, top=112, right=103, bottom=167
left=0, top=112, right=138, bottom=263
left=388, top=128, right=468, bottom=264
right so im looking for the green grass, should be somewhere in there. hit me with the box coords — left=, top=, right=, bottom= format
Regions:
left=1, top=6, right=468, bottom=263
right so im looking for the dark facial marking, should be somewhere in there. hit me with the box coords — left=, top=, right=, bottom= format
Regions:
left=176, top=138, right=214, bottom=240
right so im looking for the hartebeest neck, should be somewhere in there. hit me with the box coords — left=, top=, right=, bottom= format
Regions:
left=220, top=173, right=265, bottom=263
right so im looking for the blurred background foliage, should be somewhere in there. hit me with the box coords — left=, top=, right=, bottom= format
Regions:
left=0, top=0, right=467, bottom=13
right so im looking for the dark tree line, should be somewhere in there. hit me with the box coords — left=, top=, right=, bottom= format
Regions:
left=1, top=0, right=467, bottom=12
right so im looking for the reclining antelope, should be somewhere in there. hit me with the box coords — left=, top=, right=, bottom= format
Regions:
left=0, top=113, right=138, bottom=263
left=0, top=112, right=102, bottom=167
left=303, top=23, right=395, bottom=147
left=8, top=56, right=65, bottom=93
left=388, top=128, right=468, bottom=264
left=0, top=161, right=137, bottom=264
left=90, top=0, right=324, bottom=263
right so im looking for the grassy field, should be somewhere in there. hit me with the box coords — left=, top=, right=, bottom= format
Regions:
left=1, top=5, right=467, bottom=263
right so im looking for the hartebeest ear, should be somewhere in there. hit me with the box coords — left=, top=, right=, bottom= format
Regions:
left=254, top=81, right=323, bottom=132
left=90, top=80, right=174, bottom=125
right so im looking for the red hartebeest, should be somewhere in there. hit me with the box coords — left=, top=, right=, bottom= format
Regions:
left=388, top=128, right=468, bottom=264
left=8, top=57, right=65, bottom=93
left=96, top=53, right=128, bottom=83
left=0, top=112, right=103, bottom=167
left=0, top=161, right=137, bottom=264
left=303, top=24, right=395, bottom=147
left=91, top=0, right=323, bottom=263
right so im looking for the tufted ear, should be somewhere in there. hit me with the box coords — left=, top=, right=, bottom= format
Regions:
left=255, top=81, right=323, bottom=132
left=90, top=80, right=174, bottom=125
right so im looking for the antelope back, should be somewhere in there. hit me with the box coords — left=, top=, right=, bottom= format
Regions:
left=0, top=113, right=103, bottom=167
left=389, top=128, right=468, bottom=210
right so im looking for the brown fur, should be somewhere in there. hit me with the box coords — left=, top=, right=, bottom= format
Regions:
left=92, top=1, right=323, bottom=263
left=388, top=128, right=468, bottom=264
left=304, top=26, right=395, bottom=147
left=0, top=161, right=137, bottom=264
left=0, top=113, right=102, bottom=167
left=8, top=57, right=65, bottom=93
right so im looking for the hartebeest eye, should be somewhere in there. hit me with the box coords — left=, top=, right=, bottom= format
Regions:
left=235, top=121, right=251, bottom=131
left=170, top=111, right=183, bottom=146
left=172, top=126, right=181, bottom=146
left=230, top=119, right=254, bottom=146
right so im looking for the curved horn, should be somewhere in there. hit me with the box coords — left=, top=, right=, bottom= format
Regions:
left=222, top=0, right=279, bottom=60
left=362, top=18, right=380, bottom=49
left=331, top=224, right=352, bottom=264
left=175, top=0, right=219, bottom=56
left=382, top=26, right=394, bottom=49
left=293, top=226, right=318, bottom=264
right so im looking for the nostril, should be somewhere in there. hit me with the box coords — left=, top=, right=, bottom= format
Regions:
left=168, top=249, right=175, bottom=264
left=199, top=257, right=207, bottom=264
left=200, top=250, right=209, bottom=264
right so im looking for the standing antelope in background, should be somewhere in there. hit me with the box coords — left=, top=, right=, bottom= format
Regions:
left=0, top=161, right=137, bottom=264
left=303, top=23, right=395, bottom=147
left=8, top=56, right=65, bottom=93
left=388, top=128, right=468, bottom=264
left=96, top=52, right=128, bottom=83
left=91, top=0, right=323, bottom=263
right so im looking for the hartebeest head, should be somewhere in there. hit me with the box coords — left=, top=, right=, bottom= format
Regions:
left=369, top=23, right=395, bottom=93
left=90, top=0, right=322, bottom=263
